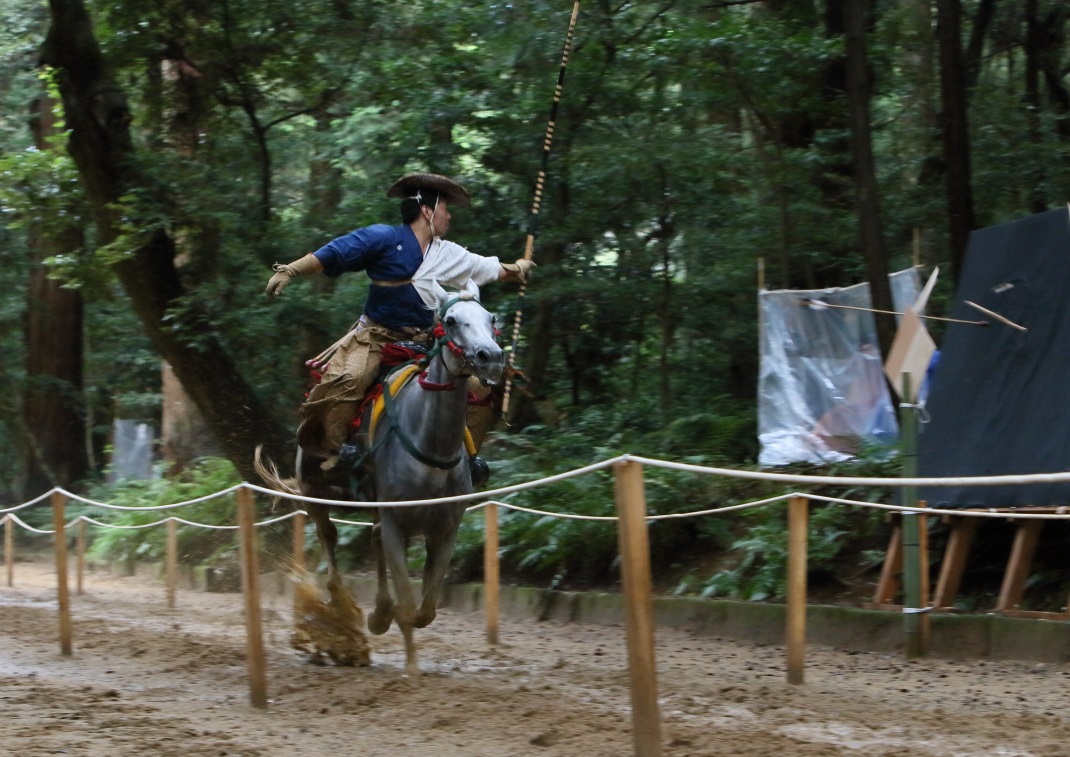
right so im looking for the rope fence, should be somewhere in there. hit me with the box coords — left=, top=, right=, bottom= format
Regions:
left=4, top=453, right=1070, bottom=757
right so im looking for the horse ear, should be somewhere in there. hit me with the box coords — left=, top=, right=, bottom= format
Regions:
left=463, top=279, right=481, bottom=301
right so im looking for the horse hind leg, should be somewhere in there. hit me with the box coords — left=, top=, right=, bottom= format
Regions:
left=399, top=619, right=419, bottom=676
left=305, top=502, right=342, bottom=589
left=367, top=520, right=395, bottom=635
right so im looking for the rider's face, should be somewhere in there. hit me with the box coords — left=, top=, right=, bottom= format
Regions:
left=425, top=199, right=451, bottom=236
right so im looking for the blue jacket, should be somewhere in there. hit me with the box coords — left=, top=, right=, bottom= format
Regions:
left=312, top=224, right=431, bottom=330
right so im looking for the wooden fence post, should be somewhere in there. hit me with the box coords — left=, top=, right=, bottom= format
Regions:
left=786, top=496, right=808, bottom=685
left=613, top=460, right=662, bottom=757
left=76, top=519, right=86, bottom=596
left=4, top=515, right=12, bottom=588
left=292, top=510, right=306, bottom=621
left=484, top=503, right=500, bottom=645
left=166, top=518, right=178, bottom=609
left=51, top=492, right=72, bottom=656
left=237, top=487, right=268, bottom=708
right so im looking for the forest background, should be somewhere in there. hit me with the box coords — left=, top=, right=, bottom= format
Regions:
left=1, top=0, right=1068, bottom=606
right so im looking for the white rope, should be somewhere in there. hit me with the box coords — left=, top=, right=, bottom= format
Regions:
left=5, top=513, right=55, bottom=535
left=7, top=455, right=1070, bottom=526
left=621, top=454, right=1070, bottom=488
left=0, top=490, right=54, bottom=515
left=242, top=456, right=622, bottom=508
left=53, top=484, right=245, bottom=511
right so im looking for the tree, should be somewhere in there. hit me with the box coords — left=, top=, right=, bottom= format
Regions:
left=844, top=0, right=894, bottom=359
left=41, top=0, right=293, bottom=480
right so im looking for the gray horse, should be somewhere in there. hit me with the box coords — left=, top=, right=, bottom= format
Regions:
left=260, top=282, right=504, bottom=673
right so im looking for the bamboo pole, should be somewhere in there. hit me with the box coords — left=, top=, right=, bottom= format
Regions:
left=899, top=372, right=927, bottom=658
left=51, top=491, right=72, bottom=656
left=786, top=496, right=808, bottom=685
left=613, top=461, right=662, bottom=757
left=918, top=501, right=931, bottom=652
left=484, top=504, right=500, bottom=645
left=166, top=518, right=178, bottom=609
left=76, top=519, right=86, bottom=596
left=5, top=515, right=13, bottom=588
left=237, top=487, right=268, bottom=708
left=501, top=0, right=581, bottom=420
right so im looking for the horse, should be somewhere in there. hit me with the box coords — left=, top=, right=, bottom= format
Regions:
left=258, top=281, right=504, bottom=674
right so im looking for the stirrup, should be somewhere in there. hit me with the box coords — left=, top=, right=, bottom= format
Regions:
left=469, top=456, right=490, bottom=488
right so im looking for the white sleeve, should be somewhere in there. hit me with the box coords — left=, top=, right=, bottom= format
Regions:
left=412, top=240, right=501, bottom=308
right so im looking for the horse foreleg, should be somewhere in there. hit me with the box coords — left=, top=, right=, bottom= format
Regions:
left=415, top=518, right=463, bottom=629
left=305, top=503, right=341, bottom=590
left=367, top=521, right=394, bottom=635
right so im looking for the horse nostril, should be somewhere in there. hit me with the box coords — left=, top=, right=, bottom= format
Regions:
left=476, top=349, right=491, bottom=363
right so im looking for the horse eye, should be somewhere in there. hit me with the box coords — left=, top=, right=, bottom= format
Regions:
left=444, top=316, right=457, bottom=327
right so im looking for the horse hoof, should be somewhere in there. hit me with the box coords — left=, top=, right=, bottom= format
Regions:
left=368, top=607, right=393, bottom=635
left=469, top=456, right=490, bottom=488
left=414, top=609, right=437, bottom=629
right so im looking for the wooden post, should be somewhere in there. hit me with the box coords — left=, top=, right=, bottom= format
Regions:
left=166, top=518, right=178, bottom=609
left=76, top=519, right=86, bottom=596
left=51, top=491, right=72, bottom=656
left=786, top=496, right=808, bottom=685
left=291, top=510, right=306, bottom=621
left=484, top=504, right=500, bottom=645
left=995, top=519, right=1044, bottom=612
left=4, top=515, right=13, bottom=588
left=237, top=487, right=268, bottom=708
left=613, top=461, right=662, bottom=757
left=292, top=510, right=306, bottom=570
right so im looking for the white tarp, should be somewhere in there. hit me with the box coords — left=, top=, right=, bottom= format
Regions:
left=758, top=269, right=923, bottom=466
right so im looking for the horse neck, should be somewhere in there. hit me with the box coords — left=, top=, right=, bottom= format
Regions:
left=396, top=355, right=469, bottom=455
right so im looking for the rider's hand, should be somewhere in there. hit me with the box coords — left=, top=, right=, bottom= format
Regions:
left=501, top=258, right=536, bottom=284
left=265, top=254, right=322, bottom=299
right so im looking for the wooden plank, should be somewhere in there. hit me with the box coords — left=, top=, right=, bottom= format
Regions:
left=483, top=503, right=500, bottom=645
left=51, top=492, right=72, bottom=656
left=237, top=488, right=268, bottom=708
left=785, top=496, right=808, bottom=685
left=995, top=519, right=1044, bottom=612
left=613, top=461, right=662, bottom=757
left=931, top=516, right=978, bottom=609
left=872, top=520, right=903, bottom=605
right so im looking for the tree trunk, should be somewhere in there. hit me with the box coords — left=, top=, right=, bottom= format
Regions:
left=844, top=0, right=895, bottom=360
left=41, top=0, right=294, bottom=480
left=23, top=96, right=89, bottom=495
left=936, top=0, right=976, bottom=284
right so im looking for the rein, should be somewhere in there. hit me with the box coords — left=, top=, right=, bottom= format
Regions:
left=370, top=295, right=489, bottom=471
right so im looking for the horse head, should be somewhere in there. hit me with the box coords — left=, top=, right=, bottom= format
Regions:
left=430, top=280, right=505, bottom=386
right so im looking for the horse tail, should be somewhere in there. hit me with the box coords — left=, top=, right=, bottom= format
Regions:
left=253, top=445, right=300, bottom=497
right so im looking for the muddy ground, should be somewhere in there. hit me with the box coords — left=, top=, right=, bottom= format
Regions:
left=1, top=560, right=1069, bottom=756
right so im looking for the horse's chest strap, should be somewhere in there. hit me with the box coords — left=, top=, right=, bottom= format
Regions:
left=417, top=371, right=456, bottom=391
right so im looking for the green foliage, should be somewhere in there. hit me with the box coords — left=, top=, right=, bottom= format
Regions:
left=81, top=457, right=242, bottom=565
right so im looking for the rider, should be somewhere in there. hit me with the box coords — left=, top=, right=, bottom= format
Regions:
left=265, top=173, right=533, bottom=478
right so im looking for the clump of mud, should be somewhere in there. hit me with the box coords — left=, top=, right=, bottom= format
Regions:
left=290, top=571, right=371, bottom=666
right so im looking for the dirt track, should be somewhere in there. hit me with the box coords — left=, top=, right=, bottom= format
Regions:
left=2, top=560, right=1070, bottom=756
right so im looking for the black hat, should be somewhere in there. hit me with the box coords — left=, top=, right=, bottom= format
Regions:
left=386, top=173, right=471, bottom=207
